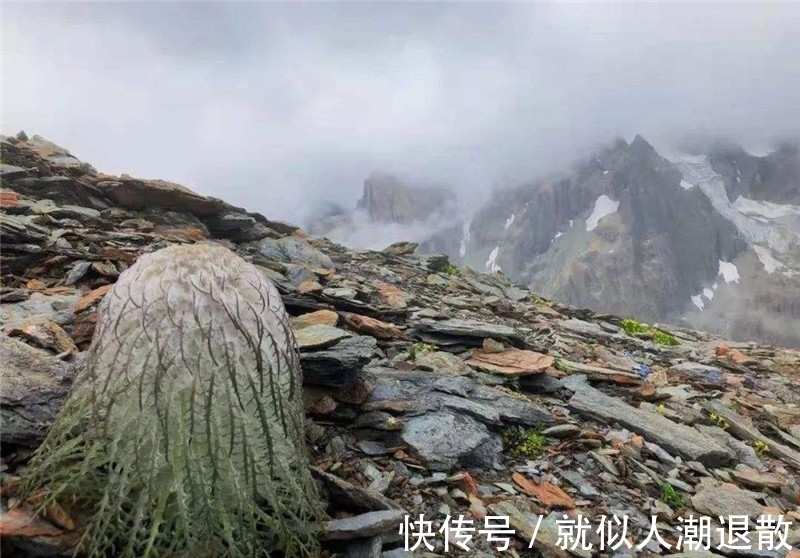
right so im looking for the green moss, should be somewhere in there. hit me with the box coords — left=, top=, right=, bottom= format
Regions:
left=659, top=482, right=685, bottom=508
left=409, top=342, right=435, bottom=360
left=441, top=263, right=461, bottom=277
left=553, top=357, right=574, bottom=374
left=621, top=319, right=679, bottom=346
left=502, top=426, right=548, bottom=459
left=531, top=295, right=554, bottom=307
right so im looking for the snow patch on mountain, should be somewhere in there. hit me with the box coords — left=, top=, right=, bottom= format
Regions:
left=504, top=213, right=516, bottom=231
left=586, top=195, right=620, bottom=232
left=668, top=154, right=799, bottom=253
left=680, top=179, right=695, bottom=190
left=733, top=197, right=800, bottom=220
left=753, top=245, right=783, bottom=273
left=718, top=260, right=740, bottom=283
left=691, top=294, right=705, bottom=311
left=703, top=288, right=714, bottom=300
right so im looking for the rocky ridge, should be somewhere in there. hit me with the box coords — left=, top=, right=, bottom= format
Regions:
left=1, top=133, right=800, bottom=557
left=441, top=136, right=800, bottom=349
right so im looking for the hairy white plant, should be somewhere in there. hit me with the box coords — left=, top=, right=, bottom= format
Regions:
left=23, top=243, right=323, bottom=558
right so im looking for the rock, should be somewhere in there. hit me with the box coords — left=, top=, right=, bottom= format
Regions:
left=374, top=283, right=409, bottom=309
left=99, top=177, right=225, bottom=216
left=0, top=190, right=22, bottom=209
left=344, top=537, right=383, bottom=558
left=298, top=280, right=323, bottom=293
left=466, top=348, right=553, bottom=376
left=541, top=424, right=582, bottom=439
left=512, top=472, right=576, bottom=509
left=401, top=412, right=493, bottom=471
left=312, top=468, right=403, bottom=512
left=414, top=350, right=467, bottom=375
left=691, top=483, right=764, bottom=519
left=0, top=335, right=75, bottom=445
left=250, top=237, right=335, bottom=269
left=732, top=469, right=787, bottom=490
left=342, top=313, right=404, bottom=340
left=6, top=176, right=109, bottom=208
left=3, top=317, right=78, bottom=355
left=203, top=212, right=275, bottom=242
left=295, top=324, right=352, bottom=350
left=382, top=241, right=418, bottom=256
left=300, top=335, right=378, bottom=386
left=568, top=382, right=733, bottom=467
left=64, top=261, right=92, bottom=285
left=0, top=164, right=30, bottom=181
left=291, top=309, right=339, bottom=329
left=322, top=510, right=406, bottom=541
left=411, top=318, right=524, bottom=346
left=0, top=291, right=81, bottom=328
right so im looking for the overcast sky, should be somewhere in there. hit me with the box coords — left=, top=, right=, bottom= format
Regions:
left=3, top=2, right=799, bottom=224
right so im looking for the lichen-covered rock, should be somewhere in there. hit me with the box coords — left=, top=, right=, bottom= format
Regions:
left=21, top=243, right=322, bottom=558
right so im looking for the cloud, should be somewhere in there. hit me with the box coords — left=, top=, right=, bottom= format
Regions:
left=2, top=2, right=799, bottom=224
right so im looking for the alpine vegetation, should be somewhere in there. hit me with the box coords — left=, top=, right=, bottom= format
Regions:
left=21, top=243, right=323, bottom=558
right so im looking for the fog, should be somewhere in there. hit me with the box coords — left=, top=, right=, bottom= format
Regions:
left=2, top=2, right=799, bottom=225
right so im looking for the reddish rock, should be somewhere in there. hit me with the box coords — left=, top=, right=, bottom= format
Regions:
left=4, top=318, right=78, bottom=355
left=374, top=283, right=409, bottom=309
left=307, top=396, right=338, bottom=416
left=291, top=310, right=338, bottom=330
left=729, top=349, right=752, bottom=364
left=74, top=284, right=113, bottom=314
left=298, top=280, right=323, bottom=294
left=512, top=473, right=576, bottom=509
left=0, top=505, right=64, bottom=538
left=466, top=349, right=554, bottom=376
left=0, top=190, right=21, bottom=209
left=342, top=313, right=404, bottom=340
left=71, top=312, right=98, bottom=346
left=715, top=345, right=730, bottom=356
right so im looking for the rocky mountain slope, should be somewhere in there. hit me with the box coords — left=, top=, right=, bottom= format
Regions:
left=442, top=136, right=800, bottom=349
left=2, top=133, right=800, bottom=557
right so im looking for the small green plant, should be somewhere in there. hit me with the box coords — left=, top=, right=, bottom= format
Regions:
left=409, top=342, right=435, bottom=360
left=553, top=357, right=574, bottom=374
left=657, top=403, right=667, bottom=415
left=502, top=426, right=548, bottom=459
left=531, top=295, right=554, bottom=307
left=621, top=319, right=679, bottom=346
left=707, top=413, right=731, bottom=430
left=753, top=440, right=770, bottom=456
left=441, top=263, right=461, bottom=277
left=659, top=482, right=685, bottom=508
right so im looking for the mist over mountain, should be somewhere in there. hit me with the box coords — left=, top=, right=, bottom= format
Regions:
left=3, top=3, right=799, bottom=347
left=3, top=2, right=799, bottom=226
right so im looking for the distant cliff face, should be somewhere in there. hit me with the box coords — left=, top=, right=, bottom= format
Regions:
left=356, top=172, right=456, bottom=224
left=308, top=172, right=459, bottom=250
left=445, top=136, right=800, bottom=347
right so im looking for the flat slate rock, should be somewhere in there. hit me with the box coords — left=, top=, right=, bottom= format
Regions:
left=322, top=510, right=405, bottom=541
left=413, top=318, right=520, bottom=340
left=1, top=335, right=75, bottom=446
left=691, top=484, right=764, bottom=519
left=300, top=335, right=378, bottom=387
left=567, top=381, right=733, bottom=467
left=401, top=411, right=493, bottom=471
left=295, top=324, right=352, bottom=350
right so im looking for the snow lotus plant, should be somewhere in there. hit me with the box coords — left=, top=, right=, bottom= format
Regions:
left=22, top=243, right=323, bottom=558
